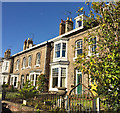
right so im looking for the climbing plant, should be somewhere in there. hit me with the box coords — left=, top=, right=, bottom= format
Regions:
left=75, top=1, right=120, bottom=111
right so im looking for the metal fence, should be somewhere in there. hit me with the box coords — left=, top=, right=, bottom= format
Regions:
left=26, top=93, right=63, bottom=111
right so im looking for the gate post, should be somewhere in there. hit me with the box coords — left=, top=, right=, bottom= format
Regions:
left=65, top=96, right=68, bottom=110
left=97, top=97, right=100, bottom=112
left=93, top=98, right=96, bottom=112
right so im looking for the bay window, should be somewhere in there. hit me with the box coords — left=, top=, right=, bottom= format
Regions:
left=54, top=40, right=67, bottom=61
left=50, top=66, right=67, bottom=91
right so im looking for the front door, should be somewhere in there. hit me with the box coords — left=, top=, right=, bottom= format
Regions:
left=76, top=70, right=82, bottom=94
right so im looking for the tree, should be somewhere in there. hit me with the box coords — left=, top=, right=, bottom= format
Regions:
left=75, top=1, right=120, bottom=111
left=18, top=81, right=38, bottom=100
left=37, top=74, right=46, bottom=93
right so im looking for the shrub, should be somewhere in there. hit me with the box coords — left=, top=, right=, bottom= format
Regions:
left=18, top=81, right=38, bottom=100
left=37, top=74, right=46, bottom=93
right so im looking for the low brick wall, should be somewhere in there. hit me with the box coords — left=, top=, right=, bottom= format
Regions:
left=2, top=100, right=36, bottom=112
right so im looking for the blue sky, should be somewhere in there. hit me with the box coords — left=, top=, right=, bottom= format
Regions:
left=2, top=2, right=90, bottom=57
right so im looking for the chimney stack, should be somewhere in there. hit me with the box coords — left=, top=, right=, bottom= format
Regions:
left=23, top=39, right=27, bottom=50
left=4, top=49, right=11, bottom=58
left=24, top=38, right=33, bottom=50
left=59, top=19, right=65, bottom=35
left=65, top=17, right=73, bottom=33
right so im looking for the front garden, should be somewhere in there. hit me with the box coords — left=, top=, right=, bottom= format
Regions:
left=2, top=80, right=67, bottom=113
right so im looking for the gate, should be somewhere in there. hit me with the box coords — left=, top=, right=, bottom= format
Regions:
left=66, top=82, right=96, bottom=112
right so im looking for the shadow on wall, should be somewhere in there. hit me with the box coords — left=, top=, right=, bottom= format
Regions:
left=2, top=103, right=12, bottom=113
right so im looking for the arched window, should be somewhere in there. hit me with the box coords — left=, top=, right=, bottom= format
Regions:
left=88, top=37, right=97, bottom=56
left=75, top=39, right=82, bottom=57
left=16, top=59, right=19, bottom=70
left=22, top=57, right=26, bottom=68
left=21, top=75, right=24, bottom=86
left=28, top=55, right=32, bottom=67
left=36, top=52, right=40, bottom=65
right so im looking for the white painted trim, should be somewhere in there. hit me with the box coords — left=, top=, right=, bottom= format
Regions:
left=10, top=74, right=19, bottom=88
left=34, top=64, right=40, bottom=67
left=21, top=67, right=25, bottom=70
left=29, top=72, right=41, bottom=87
left=53, top=40, right=68, bottom=62
left=2, top=61, right=9, bottom=72
left=49, top=65, right=68, bottom=91
left=26, top=66, right=31, bottom=69
left=1, top=75, right=9, bottom=85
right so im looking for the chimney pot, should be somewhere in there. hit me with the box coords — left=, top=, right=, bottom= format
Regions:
left=67, top=17, right=69, bottom=20
left=70, top=18, right=72, bottom=21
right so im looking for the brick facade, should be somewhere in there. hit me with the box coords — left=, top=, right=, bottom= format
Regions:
left=1, top=15, right=99, bottom=94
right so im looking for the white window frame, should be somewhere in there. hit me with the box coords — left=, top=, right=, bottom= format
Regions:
left=53, top=40, right=67, bottom=62
left=3, top=61, right=9, bottom=71
left=88, top=37, right=97, bottom=56
left=74, top=14, right=84, bottom=29
left=22, top=57, right=26, bottom=69
left=1, top=75, right=8, bottom=85
left=75, top=39, right=83, bottom=57
left=27, top=55, right=32, bottom=68
left=10, top=75, right=18, bottom=88
left=49, top=65, right=68, bottom=91
left=16, top=59, right=19, bottom=71
left=35, top=52, right=40, bottom=67
left=29, top=72, right=40, bottom=87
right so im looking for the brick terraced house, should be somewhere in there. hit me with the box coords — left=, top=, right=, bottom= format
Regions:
left=1, top=14, right=98, bottom=94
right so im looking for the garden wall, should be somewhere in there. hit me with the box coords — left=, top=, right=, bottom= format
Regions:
left=2, top=100, right=37, bottom=113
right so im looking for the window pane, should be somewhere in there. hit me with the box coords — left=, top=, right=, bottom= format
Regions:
left=36, top=53, right=40, bottom=64
left=16, top=60, right=19, bottom=69
left=23, top=58, right=26, bottom=67
left=76, top=40, right=82, bottom=56
left=14, top=77, right=17, bottom=86
left=60, top=68, right=66, bottom=87
left=62, top=51, right=65, bottom=57
left=56, top=51, right=60, bottom=58
left=55, top=43, right=61, bottom=58
left=52, top=78, right=58, bottom=88
left=62, top=43, right=66, bottom=57
left=62, top=43, right=66, bottom=49
left=91, top=37, right=97, bottom=52
left=11, top=77, right=13, bottom=85
left=61, top=68, right=66, bottom=77
left=52, top=68, right=59, bottom=88
left=28, top=56, right=31, bottom=66
left=5, top=62, right=8, bottom=70
left=77, top=49, right=82, bottom=56
left=77, top=21, right=82, bottom=27
left=52, top=68, right=59, bottom=76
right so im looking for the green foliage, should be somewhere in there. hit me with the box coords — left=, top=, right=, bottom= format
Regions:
left=2, top=83, right=8, bottom=88
left=5, top=92, right=20, bottom=100
left=6, top=85, right=18, bottom=92
left=37, top=74, right=46, bottom=93
left=18, top=81, right=38, bottom=100
left=49, top=107, right=67, bottom=113
left=75, top=1, right=120, bottom=111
